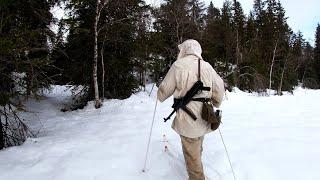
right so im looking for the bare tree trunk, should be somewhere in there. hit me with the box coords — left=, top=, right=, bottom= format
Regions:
left=144, top=68, right=147, bottom=91
left=140, top=71, right=142, bottom=89
left=235, top=30, right=240, bottom=87
left=269, top=39, right=278, bottom=95
left=173, top=13, right=182, bottom=44
left=0, top=120, right=4, bottom=150
left=100, top=13, right=111, bottom=102
left=93, top=0, right=101, bottom=108
left=26, top=55, right=34, bottom=98
left=278, top=57, right=287, bottom=95
left=101, top=38, right=106, bottom=102
left=301, top=62, right=309, bottom=86
left=93, top=0, right=107, bottom=108
left=144, top=44, right=148, bottom=91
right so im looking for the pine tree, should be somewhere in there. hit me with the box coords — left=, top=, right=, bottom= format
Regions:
left=245, top=0, right=294, bottom=93
left=56, top=0, right=148, bottom=109
left=188, top=0, right=206, bottom=36
left=273, top=0, right=292, bottom=93
left=301, top=42, right=317, bottom=88
left=102, top=0, right=147, bottom=98
left=231, top=0, right=245, bottom=86
left=280, top=32, right=302, bottom=92
left=152, top=0, right=205, bottom=68
left=220, top=0, right=234, bottom=64
left=0, top=0, right=56, bottom=149
left=232, top=0, right=245, bottom=47
left=202, top=2, right=222, bottom=62
left=203, top=2, right=233, bottom=84
left=133, top=6, right=152, bottom=91
left=253, top=0, right=265, bottom=27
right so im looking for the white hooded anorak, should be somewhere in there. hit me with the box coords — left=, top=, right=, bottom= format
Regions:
left=157, top=39, right=225, bottom=138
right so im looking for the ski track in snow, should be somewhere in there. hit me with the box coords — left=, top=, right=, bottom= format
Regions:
left=0, top=85, right=320, bottom=180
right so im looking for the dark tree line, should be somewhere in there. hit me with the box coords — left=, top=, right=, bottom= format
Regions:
left=0, top=0, right=57, bottom=149
left=1, top=0, right=320, bottom=149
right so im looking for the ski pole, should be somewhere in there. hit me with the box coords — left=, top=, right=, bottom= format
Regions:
left=148, top=83, right=155, bottom=97
left=142, top=99, right=158, bottom=172
left=218, top=128, right=237, bottom=180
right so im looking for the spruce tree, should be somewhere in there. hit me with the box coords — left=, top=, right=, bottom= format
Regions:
left=103, top=0, right=147, bottom=98
left=56, top=0, right=148, bottom=108
left=133, top=6, right=152, bottom=91
left=285, top=32, right=303, bottom=91
left=231, top=0, right=245, bottom=87
left=301, top=42, right=317, bottom=88
left=203, top=2, right=233, bottom=84
left=152, top=0, right=205, bottom=68
left=232, top=0, right=245, bottom=47
left=220, top=0, right=234, bottom=64
left=188, top=0, right=206, bottom=36
left=202, top=2, right=222, bottom=63
left=0, top=0, right=55, bottom=149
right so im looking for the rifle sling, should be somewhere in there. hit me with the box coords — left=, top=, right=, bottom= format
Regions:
left=181, top=106, right=197, bottom=120
left=163, top=58, right=212, bottom=122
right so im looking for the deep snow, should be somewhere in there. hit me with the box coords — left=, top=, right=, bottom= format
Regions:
left=0, top=85, right=319, bottom=180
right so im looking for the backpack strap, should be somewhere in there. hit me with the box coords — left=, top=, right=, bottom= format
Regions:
left=197, top=59, right=210, bottom=91
left=192, top=98, right=211, bottom=102
left=198, top=58, right=201, bottom=81
left=163, top=58, right=210, bottom=122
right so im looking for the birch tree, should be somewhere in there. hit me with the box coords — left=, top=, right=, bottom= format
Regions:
left=93, top=0, right=107, bottom=108
left=268, top=39, right=278, bottom=95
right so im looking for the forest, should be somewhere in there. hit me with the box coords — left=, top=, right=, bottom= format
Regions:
left=0, top=0, right=320, bottom=149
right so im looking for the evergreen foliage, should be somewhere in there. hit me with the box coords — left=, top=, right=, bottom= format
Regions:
left=0, top=0, right=56, bottom=149
left=1, top=0, right=319, bottom=148
left=52, top=0, right=149, bottom=107
left=53, top=0, right=318, bottom=98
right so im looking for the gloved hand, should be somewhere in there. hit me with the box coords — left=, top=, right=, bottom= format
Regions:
left=224, top=82, right=232, bottom=92
left=156, top=77, right=163, bottom=87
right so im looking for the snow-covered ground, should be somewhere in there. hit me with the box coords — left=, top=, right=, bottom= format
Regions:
left=0, top=85, right=320, bottom=180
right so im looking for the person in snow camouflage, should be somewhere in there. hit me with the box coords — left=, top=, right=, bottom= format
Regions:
left=157, top=39, right=225, bottom=180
